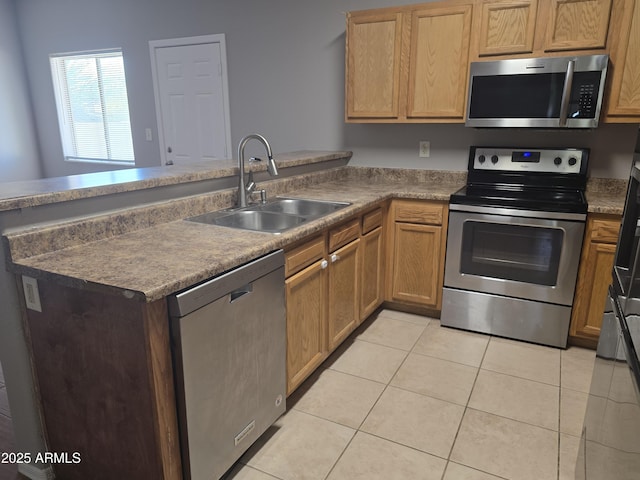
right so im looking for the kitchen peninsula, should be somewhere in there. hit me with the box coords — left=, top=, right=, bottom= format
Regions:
left=0, top=152, right=627, bottom=479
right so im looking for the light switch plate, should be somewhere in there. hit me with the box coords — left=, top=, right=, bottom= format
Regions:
left=22, top=275, right=42, bottom=312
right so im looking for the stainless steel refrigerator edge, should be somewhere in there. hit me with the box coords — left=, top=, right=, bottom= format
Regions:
left=576, top=129, right=640, bottom=479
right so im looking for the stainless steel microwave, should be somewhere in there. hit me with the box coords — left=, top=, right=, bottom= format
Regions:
left=465, top=54, right=609, bottom=128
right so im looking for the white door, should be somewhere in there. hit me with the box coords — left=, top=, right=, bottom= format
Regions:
left=150, top=35, right=232, bottom=166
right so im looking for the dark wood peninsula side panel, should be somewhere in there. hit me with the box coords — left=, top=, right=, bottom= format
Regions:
left=21, top=279, right=181, bottom=480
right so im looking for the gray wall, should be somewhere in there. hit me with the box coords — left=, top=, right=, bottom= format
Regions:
left=14, top=0, right=638, bottom=180
left=0, top=0, right=41, bottom=182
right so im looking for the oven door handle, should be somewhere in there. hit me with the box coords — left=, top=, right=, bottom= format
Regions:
left=448, top=203, right=586, bottom=222
left=559, top=60, right=575, bottom=127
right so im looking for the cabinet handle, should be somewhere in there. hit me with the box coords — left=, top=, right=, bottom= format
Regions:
left=331, top=254, right=340, bottom=263
left=320, top=260, right=329, bottom=269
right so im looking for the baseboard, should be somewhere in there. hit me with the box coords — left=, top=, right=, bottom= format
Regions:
left=381, top=300, right=440, bottom=318
left=18, top=463, right=54, bottom=480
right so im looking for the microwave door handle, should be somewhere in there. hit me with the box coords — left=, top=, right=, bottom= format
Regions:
left=558, top=60, right=575, bottom=127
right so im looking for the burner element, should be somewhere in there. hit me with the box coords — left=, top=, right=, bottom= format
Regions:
left=454, top=146, right=590, bottom=214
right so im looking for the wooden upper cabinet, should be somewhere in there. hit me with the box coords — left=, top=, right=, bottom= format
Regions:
left=477, top=0, right=539, bottom=56
left=605, top=0, right=640, bottom=120
left=346, top=11, right=404, bottom=119
left=346, top=1, right=473, bottom=122
left=542, top=0, right=612, bottom=51
left=471, top=0, right=613, bottom=58
left=407, top=4, right=473, bottom=118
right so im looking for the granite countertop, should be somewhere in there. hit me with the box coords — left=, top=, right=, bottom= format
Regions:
left=0, top=150, right=348, bottom=212
left=4, top=164, right=627, bottom=303
left=4, top=174, right=464, bottom=302
left=586, top=191, right=626, bottom=215
left=584, top=176, right=628, bottom=215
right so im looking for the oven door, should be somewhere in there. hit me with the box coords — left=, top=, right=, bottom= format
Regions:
left=445, top=207, right=585, bottom=306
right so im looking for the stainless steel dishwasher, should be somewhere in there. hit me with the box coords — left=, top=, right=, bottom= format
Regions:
left=168, top=250, right=286, bottom=480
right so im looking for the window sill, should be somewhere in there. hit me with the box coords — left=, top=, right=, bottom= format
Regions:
left=65, top=157, right=135, bottom=167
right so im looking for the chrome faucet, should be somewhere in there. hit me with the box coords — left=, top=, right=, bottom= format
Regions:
left=237, top=134, right=278, bottom=208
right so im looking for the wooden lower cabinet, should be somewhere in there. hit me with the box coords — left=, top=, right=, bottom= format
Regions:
left=360, top=226, right=385, bottom=321
left=285, top=205, right=385, bottom=394
left=328, top=239, right=361, bottom=350
left=387, top=200, right=448, bottom=310
left=391, top=222, right=442, bottom=306
left=570, top=214, right=621, bottom=347
left=285, top=258, right=328, bottom=395
left=22, top=281, right=181, bottom=480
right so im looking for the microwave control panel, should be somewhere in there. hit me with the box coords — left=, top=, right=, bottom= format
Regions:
left=569, top=72, right=603, bottom=119
left=472, top=147, right=585, bottom=174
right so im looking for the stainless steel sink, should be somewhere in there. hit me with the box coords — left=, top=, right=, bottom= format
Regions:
left=186, top=197, right=350, bottom=234
left=259, top=198, right=350, bottom=217
left=217, top=210, right=308, bottom=233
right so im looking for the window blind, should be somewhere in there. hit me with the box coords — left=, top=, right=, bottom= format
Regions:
left=50, top=50, right=135, bottom=163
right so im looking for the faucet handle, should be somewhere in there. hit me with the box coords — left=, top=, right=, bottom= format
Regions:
left=245, top=171, right=257, bottom=195
left=249, top=157, right=262, bottom=163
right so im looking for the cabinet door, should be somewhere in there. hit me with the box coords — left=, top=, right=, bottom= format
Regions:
left=360, top=227, right=384, bottom=322
left=346, top=11, right=404, bottom=119
left=542, top=0, right=612, bottom=51
left=328, top=239, right=360, bottom=351
left=570, top=241, right=616, bottom=344
left=477, top=0, right=538, bottom=56
left=286, top=260, right=327, bottom=395
left=570, top=216, right=620, bottom=347
left=605, top=0, right=640, bottom=119
left=391, top=223, right=442, bottom=308
left=407, top=4, right=473, bottom=119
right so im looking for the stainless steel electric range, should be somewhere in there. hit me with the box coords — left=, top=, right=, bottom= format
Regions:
left=441, top=146, right=589, bottom=348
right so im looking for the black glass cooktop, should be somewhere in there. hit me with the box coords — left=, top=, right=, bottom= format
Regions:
left=450, top=184, right=587, bottom=214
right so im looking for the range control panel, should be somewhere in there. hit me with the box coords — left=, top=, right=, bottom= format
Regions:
left=472, top=147, right=586, bottom=174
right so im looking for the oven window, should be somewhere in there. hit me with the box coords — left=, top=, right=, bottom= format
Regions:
left=461, top=221, right=564, bottom=286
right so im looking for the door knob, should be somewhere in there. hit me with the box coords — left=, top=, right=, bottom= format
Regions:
left=320, top=260, right=329, bottom=269
left=331, top=254, right=340, bottom=263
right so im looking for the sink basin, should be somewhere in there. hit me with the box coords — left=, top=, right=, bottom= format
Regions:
left=186, top=197, right=351, bottom=234
left=259, top=198, right=350, bottom=217
left=188, top=210, right=307, bottom=234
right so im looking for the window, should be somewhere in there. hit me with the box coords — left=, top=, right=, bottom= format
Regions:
left=50, top=49, right=135, bottom=164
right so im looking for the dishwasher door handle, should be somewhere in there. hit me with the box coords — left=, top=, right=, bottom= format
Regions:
left=229, top=283, right=253, bottom=303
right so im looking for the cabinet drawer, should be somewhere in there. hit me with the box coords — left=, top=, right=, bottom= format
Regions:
left=329, top=218, right=360, bottom=252
left=362, top=207, right=383, bottom=234
left=285, top=235, right=325, bottom=277
left=394, top=201, right=444, bottom=225
left=591, top=218, right=621, bottom=244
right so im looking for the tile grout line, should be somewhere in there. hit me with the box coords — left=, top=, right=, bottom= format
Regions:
left=322, top=314, right=434, bottom=479
left=439, top=334, right=490, bottom=480
left=321, top=328, right=415, bottom=480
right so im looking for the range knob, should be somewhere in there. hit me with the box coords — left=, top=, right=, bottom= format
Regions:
left=568, top=157, right=577, bottom=166
left=554, top=157, right=562, bottom=166
left=491, top=155, right=499, bottom=164
left=478, top=154, right=486, bottom=164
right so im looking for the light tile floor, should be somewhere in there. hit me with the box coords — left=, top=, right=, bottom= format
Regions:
left=227, top=309, right=596, bottom=480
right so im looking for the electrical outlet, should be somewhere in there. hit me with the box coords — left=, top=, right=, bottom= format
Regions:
left=419, top=141, right=430, bottom=158
left=145, top=128, right=153, bottom=141
left=22, top=275, right=42, bottom=312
